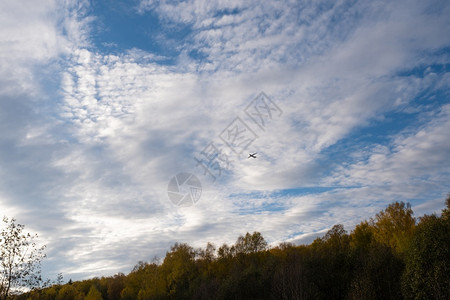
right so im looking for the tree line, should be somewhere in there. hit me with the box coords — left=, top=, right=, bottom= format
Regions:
left=3, top=196, right=450, bottom=299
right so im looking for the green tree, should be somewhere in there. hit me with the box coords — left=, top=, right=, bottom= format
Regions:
left=402, top=212, right=450, bottom=299
left=0, top=217, right=46, bottom=300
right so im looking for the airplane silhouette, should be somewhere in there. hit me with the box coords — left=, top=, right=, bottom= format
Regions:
left=248, top=153, right=257, bottom=158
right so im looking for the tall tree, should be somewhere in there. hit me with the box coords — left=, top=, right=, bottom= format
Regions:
left=85, top=285, right=103, bottom=300
left=234, top=232, right=267, bottom=254
left=55, top=284, right=81, bottom=300
left=349, top=220, right=404, bottom=299
left=106, top=273, right=125, bottom=300
left=402, top=212, right=450, bottom=299
left=161, top=243, right=197, bottom=299
left=442, top=194, right=450, bottom=220
left=371, top=202, right=416, bottom=254
left=310, top=224, right=352, bottom=299
left=0, top=217, right=46, bottom=300
left=350, top=221, right=375, bottom=251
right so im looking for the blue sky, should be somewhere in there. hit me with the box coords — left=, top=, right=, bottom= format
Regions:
left=0, top=0, right=449, bottom=282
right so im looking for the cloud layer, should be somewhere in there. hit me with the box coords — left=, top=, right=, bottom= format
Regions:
left=0, top=0, right=449, bottom=281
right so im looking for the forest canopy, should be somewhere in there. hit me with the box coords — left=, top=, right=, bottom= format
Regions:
left=10, top=196, right=450, bottom=300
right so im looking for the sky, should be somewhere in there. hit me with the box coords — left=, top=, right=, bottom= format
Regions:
left=0, top=0, right=449, bottom=282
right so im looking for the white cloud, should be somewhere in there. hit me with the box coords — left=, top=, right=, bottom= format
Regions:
left=327, top=104, right=450, bottom=192
left=1, top=0, right=449, bottom=282
left=49, top=0, right=449, bottom=279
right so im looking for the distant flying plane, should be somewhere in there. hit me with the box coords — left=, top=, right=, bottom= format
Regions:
left=248, top=153, right=257, bottom=158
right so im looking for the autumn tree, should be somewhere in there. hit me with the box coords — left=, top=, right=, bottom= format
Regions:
left=121, top=262, right=164, bottom=300
left=196, top=242, right=216, bottom=262
left=234, top=232, right=267, bottom=254
left=56, top=284, right=82, bottom=300
left=310, top=224, right=352, bottom=299
left=348, top=242, right=403, bottom=300
left=217, top=244, right=233, bottom=260
left=85, top=285, right=102, bottom=300
left=271, top=244, right=316, bottom=300
left=13, top=198, right=450, bottom=300
left=349, top=206, right=408, bottom=299
left=106, top=273, right=125, bottom=300
left=160, top=243, right=197, bottom=299
left=350, top=221, right=374, bottom=251
left=201, top=232, right=270, bottom=299
left=0, top=217, right=46, bottom=300
left=371, top=202, right=416, bottom=254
